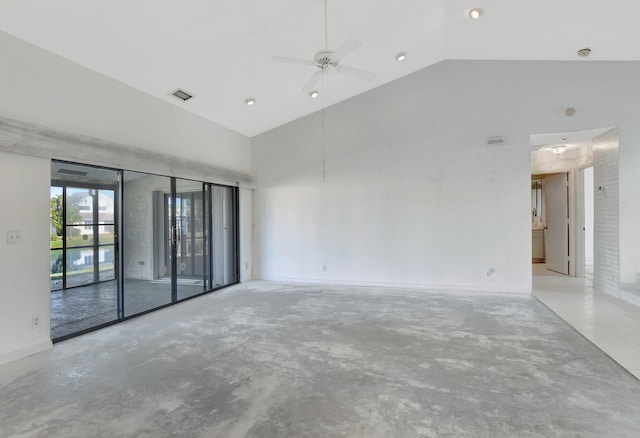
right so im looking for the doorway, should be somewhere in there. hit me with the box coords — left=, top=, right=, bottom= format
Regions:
left=530, top=172, right=570, bottom=276
left=530, top=127, right=616, bottom=283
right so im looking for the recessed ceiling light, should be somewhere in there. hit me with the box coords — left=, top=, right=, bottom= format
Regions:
left=245, top=97, right=256, bottom=106
left=577, top=48, right=592, bottom=57
left=469, top=8, right=483, bottom=19
left=395, top=52, right=407, bottom=61
left=309, top=90, right=319, bottom=99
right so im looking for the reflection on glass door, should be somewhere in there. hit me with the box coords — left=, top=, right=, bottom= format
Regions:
left=50, top=186, right=64, bottom=291
left=122, top=171, right=172, bottom=317
left=64, top=187, right=115, bottom=287
left=175, top=179, right=209, bottom=300
left=50, top=161, right=119, bottom=340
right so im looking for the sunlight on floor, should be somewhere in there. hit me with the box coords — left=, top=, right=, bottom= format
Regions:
left=532, top=267, right=640, bottom=379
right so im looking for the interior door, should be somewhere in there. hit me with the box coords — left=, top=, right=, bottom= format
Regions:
left=545, top=173, right=569, bottom=274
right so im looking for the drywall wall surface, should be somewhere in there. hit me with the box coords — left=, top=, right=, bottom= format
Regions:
left=252, top=60, right=640, bottom=293
left=0, top=31, right=251, bottom=174
left=240, top=188, right=253, bottom=282
left=0, top=152, right=52, bottom=364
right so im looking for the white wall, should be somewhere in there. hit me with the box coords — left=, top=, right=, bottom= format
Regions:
left=0, top=31, right=251, bottom=173
left=0, top=153, right=52, bottom=365
left=239, top=188, right=253, bottom=282
left=593, top=129, right=620, bottom=296
left=584, top=167, right=594, bottom=264
left=252, top=60, right=640, bottom=293
left=0, top=32, right=253, bottom=363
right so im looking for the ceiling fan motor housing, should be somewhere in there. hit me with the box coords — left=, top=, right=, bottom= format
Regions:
left=314, top=50, right=339, bottom=69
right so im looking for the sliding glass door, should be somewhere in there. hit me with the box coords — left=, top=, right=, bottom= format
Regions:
left=51, top=162, right=239, bottom=341
left=175, top=179, right=209, bottom=300
left=122, top=171, right=172, bottom=317
left=50, top=162, right=119, bottom=339
left=211, top=185, right=238, bottom=288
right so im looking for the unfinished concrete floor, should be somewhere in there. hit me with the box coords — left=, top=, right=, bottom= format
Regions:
left=2, top=282, right=640, bottom=437
left=50, top=279, right=210, bottom=339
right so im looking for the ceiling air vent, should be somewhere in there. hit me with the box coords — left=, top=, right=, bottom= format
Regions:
left=171, top=89, right=193, bottom=101
left=486, top=136, right=507, bottom=147
left=58, top=168, right=88, bottom=176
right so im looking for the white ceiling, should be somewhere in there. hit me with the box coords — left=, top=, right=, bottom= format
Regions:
left=1, top=0, right=640, bottom=137
left=530, top=127, right=614, bottom=151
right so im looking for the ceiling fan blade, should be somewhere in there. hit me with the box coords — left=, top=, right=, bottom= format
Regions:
left=336, top=64, right=375, bottom=81
left=272, top=56, right=316, bottom=66
left=331, top=38, right=361, bottom=61
left=301, top=70, right=323, bottom=93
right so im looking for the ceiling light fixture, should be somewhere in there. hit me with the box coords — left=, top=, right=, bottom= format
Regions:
left=552, top=145, right=567, bottom=155
left=395, top=52, right=407, bottom=61
left=552, top=137, right=568, bottom=155
left=245, top=97, right=256, bottom=106
left=309, top=90, right=319, bottom=98
left=469, top=8, right=483, bottom=19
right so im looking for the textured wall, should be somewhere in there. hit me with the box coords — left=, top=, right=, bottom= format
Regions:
left=592, top=129, right=620, bottom=297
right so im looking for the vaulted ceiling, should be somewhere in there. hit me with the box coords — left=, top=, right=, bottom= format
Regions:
left=1, top=0, right=639, bottom=137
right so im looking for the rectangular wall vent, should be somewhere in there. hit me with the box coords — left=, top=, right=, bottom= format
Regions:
left=171, top=89, right=193, bottom=101
left=486, top=136, right=507, bottom=146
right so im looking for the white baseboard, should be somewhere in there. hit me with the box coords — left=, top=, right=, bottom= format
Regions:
left=256, top=276, right=532, bottom=295
left=0, top=339, right=53, bottom=366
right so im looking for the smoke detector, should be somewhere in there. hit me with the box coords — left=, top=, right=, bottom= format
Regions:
left=577, top=48, right=592, bottom=57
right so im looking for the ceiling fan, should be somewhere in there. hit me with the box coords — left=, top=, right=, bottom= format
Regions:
left=272, top=0, right=376, bottom=93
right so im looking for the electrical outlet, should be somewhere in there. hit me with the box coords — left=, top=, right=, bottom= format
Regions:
left=323, top=264, right=327, bottom=272
left=32, top=315, right=40, bottom=328
left=485, top=267, right=494, bottom=277
left=245, top=262, right=249, bottom=270
left=7, top=230, right=22, bottom=244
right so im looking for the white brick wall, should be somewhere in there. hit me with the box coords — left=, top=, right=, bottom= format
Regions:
left=592, top=129, right=620, bottom=297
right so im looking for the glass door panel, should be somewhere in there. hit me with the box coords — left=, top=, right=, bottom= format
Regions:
left=50, top=161, right=119, bottom=340
left=211, top=185, right=238, bottom=288
left=64, top=187, right=96, bottom=287
left=97, top=189, right=116, bottom=281
left=122, top=171, right=173, bottom=317
left=176, top=179, right=209, bottom=300
left=50, top=186, right=64, bottom=291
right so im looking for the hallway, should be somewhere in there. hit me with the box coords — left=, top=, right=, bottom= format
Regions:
left=533, top=267, right=640, bottom=378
